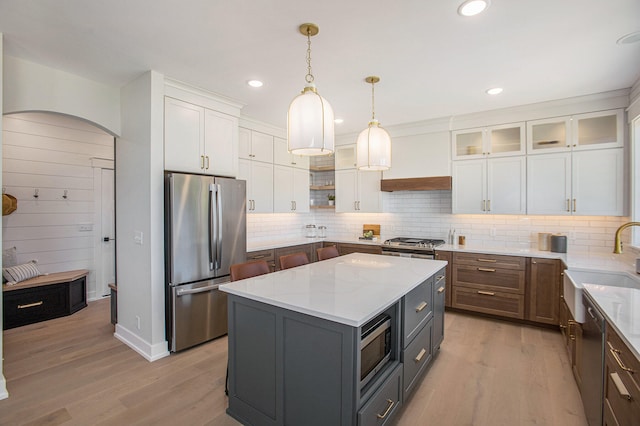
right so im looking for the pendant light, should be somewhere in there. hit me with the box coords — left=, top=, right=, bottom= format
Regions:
left=356, top=76, right=392, bottom=171
left=287, top=23, right=335, bottom=156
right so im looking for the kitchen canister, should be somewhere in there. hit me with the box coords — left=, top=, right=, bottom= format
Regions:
left=537, top=233, right=551, bottom=251
left=550, top=234, right=567, bottom=253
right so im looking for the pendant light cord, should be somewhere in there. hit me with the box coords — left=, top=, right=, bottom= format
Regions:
left=371, top=81, right=376, bottom=121
left=305, top=29, right=314, bottom=83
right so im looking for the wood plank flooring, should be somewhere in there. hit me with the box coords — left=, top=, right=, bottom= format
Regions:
left=0, top=299, right=587, bottom=425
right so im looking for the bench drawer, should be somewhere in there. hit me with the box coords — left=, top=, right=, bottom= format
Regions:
left=3, top=283, right=69, bottom=329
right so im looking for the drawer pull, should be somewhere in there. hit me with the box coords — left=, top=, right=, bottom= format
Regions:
left=415, top=301, right=428, bottom=312
left=477, top=291, right=495, bottom=296
left=610, top=372, right=631, bottom=400
left=437, top=286, right=445, bottom=294
left=477, top=258, right=497, bottom=263
left=477, top=267, right=496, bottom=272
left=376, top=399, right=395, bottom=419
left=251, top=255, right=265, bottom=259
left=18, top=301, right=44, bottom=309
left=436, top=275, right=445, bottom=281
left=608, top=342, right=636, bottom=373
left=415, top=348, right=427, bottom=363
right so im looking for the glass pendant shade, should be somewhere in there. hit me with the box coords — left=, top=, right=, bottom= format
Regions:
left=288, top=85, right=335, bottom=155
left=356, top=120, right=392, bottom=170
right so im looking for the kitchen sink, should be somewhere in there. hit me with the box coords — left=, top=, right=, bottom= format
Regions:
left=563, top=269, right=640, bottom=323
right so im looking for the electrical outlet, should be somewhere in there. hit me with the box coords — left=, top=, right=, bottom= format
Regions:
left=79, top=223, right=93, bottom=231
left=134, top=231, right=143, bottom=245
left=136, top=315, right=141, bottom=330
left=490, top=228, right=496, bottom=237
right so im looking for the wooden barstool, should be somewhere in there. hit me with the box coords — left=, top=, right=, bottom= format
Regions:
left=226, top=259, right=271, bottom=395
left=316, top=246, right=339, bottom=261
left=279, top=252, right=310, bottom=270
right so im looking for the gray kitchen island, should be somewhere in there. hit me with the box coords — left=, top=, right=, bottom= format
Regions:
left=220, top=253, right=447, bottom=426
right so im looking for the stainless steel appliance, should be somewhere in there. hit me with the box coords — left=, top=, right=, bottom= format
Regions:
left=165, top=172, right=246, bottom=352
left=581, top=293, right=605, bottom=426
left=360, top=313, right=392, bottom=389
left=381, top=237, right=446, bottom=259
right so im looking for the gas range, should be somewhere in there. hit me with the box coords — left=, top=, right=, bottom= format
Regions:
left=381, top=237, right=446, bottom=259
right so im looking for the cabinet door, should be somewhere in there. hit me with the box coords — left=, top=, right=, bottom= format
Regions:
left=335, top=144, right=356, bottom=170
left=528, top=258, right=560, bottom=325
left=527, top=116, right=572, bottom=154
left=572, top=148, right=624, bottom=216
left=527, top=153, right=572, bottom=215
left=204, top=109, right=237, bottom=177
left=433, top=270, right=446, bottom=350
left=357, top=171, right=382, bottom=213
left=292, top=168, right=310, bottom=213
left=273, top=137, right=291, bottom=166
left=487, top=156, right=526, bottom=214
left=251, top=131, right=274, bottom=163
left=164, top=97, right=204, bottom=173
left=489, top=123, right=525, bottom=157
left=273, top=165, right=294, bottom=212
left=238, top=127, right=252, bottom=160
left=452, top=159, right=486, bottom=214
left=237, top=159, right=252, bottom=213
left=452, top=127, right=485, bottom=160
left=335, top=169, right=357, bottom=212
left=573, top=109, right=624, bottom=151
left=251, top=161, right=274, bottom=213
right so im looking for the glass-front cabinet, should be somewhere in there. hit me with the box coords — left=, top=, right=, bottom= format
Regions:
left=526, top=109, right=624, bottom=154
left=452, top=122, right=525, bottom=160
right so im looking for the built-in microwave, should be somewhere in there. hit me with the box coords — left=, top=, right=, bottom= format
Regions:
left=360, top=313, right=392, bottom=388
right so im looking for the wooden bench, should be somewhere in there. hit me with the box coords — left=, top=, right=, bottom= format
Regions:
left=3, top=269, right=89, bottom=330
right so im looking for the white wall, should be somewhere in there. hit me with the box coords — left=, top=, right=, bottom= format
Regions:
left=2, top=113, right=114, bottom=300
left=3, top=56, right=121, bottom=136
left=0, top=32, right=8, bottom=401
left=115, top=70, right=168, bottom=361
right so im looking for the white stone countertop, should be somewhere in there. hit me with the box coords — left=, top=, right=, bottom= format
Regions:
left=583, top=283, right=640, bottom=361
left=220, top=253, right=447, bottom=327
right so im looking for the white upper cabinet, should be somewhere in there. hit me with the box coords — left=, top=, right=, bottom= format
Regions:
left=273, top=137, right=310, bottom=169
left=527, top=109, right=624, bottom=154
left=335, top=168, right=382, bottom=213
left=452, top=157, right=526, bottom=214
left=239, top=128, right=274, bottom=163
left=526, top=149, right=624, bottom=216
left=273, top=165, right=310, bottom=213
left=238, top=158, right=273, bottom=213
left=452, top=122, right=525, bottom=160
left=335, top=145, right=357, bottom=170
left=164, top=97, right=238, bottom=177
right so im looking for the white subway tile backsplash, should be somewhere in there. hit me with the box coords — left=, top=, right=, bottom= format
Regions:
left=248, top=190, right=631, bottom=253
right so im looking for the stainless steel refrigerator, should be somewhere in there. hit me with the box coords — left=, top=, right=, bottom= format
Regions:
left=165, top=172, right=246, bottom=352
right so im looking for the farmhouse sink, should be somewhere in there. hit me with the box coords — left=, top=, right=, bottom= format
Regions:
left=564, top=269, right=640, bottom=323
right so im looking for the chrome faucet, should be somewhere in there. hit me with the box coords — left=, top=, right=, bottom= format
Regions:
left=613, top=222, right=640, bottom=254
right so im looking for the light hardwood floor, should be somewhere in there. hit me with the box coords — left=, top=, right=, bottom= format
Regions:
left=0, top=299, right=587, bottom=425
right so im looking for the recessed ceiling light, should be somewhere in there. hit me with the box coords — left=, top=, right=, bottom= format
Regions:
left=334, top=118, right=344, bottom=124
left=486, top=87, right=503, bottom=95
left=458, top=0, right=490, bottom=17
left=617, top=31, right=640, bottom=45
left=247, top=80, right=263, bottom=88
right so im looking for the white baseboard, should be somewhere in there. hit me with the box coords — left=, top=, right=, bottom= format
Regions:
left=0, top=374, right=8, bottom=400
left=114, top=324, right=169, bottom=362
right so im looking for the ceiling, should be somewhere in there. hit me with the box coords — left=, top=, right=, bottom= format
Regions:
left=1, top=0, right=639, bottom=135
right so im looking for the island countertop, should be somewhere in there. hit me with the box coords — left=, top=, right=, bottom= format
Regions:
left=219, top=253, right=447, bottom=327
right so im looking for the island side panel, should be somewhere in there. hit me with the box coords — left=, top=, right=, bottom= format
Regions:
left=227, top=294, right=359, bottom=426
left=282, top=315, right=357, bottom=426
left=227, top=296, right=278, bottom=425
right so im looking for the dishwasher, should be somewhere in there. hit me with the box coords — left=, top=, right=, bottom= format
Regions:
left=580, top=293, right=605, bottom=426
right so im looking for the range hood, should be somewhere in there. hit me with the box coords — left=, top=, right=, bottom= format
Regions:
left=380, top=176, right=451, bottom=192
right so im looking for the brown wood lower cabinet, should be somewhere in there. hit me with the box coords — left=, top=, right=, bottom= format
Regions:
left=246, top=248, right=276, bottom=272
left=434, top=250, right=452, bottom=308
left=559, top=298, right=582, bottom=388
left=274, top=243, right=319, bottom=269
left=452, top=286, right=525, bottom=319
left=335, top=242, right=382, bottom=256
left=528, top=258, right=561, bottom=325
left=604, top=324, right=640, bottom=426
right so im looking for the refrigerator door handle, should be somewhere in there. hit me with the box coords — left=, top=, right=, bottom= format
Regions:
left=176, top=283, right=220, bottom=296
left=216, top=183, right=223, bottom=271
left=209, top=183, right=216, bottom=271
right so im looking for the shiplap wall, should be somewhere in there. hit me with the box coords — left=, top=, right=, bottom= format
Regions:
left=2, top=112, right=114, bottom=300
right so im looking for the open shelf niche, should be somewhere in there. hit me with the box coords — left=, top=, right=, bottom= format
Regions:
left=309, top=154, right=335, bottom=209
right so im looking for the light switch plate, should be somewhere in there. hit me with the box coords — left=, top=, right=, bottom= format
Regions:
left=134, top=231, right=143, bottom=245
